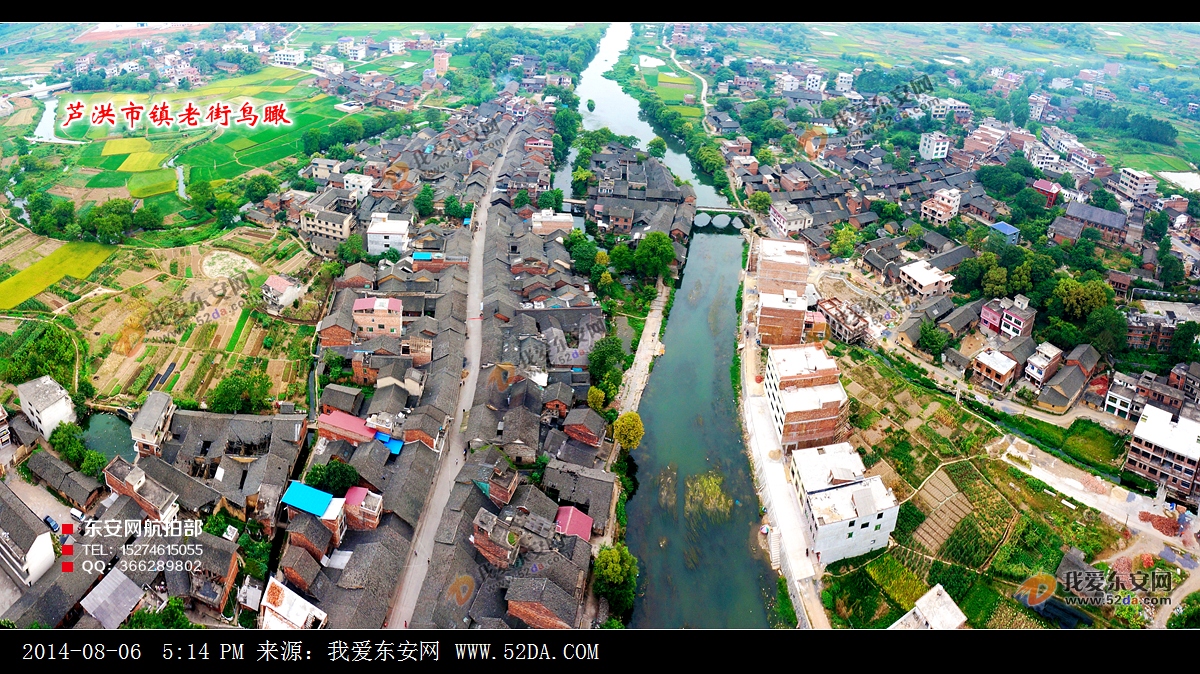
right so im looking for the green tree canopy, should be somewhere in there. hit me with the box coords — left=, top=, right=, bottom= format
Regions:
left=593, top=543, right=639, bottom=615
left=633, top=231, right=676, bottom=280
left=206, top=371, right=272, bottom=415
left=746, top=191, right=772, bottom=214
left=647, top=136, right=667, bottom=158
left=414, top=184, right=435, bottom=218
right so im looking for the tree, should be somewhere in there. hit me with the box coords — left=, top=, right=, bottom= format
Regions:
left=1054, top=278, right=1112, bottom=322
left=906, top=222, right=925, bottom=241
left=829, top=225, right=857, bottom=259
left=755, top=147, right=776, bottom=166
left=633, top=231, right=676, bottom=280
left=132, top=205, right=163, bottom=231
left=588, top=386, right=606, bottom=412
left=587, top=336, right=625, bottom=384
left=187, top=179, right=215, bottom=212
left=571, top=239, right=599, bottom=276
left=647, top=136, right=667, bottom=158
left=1171, top=322, right=1200, bottom=368
left=337, top=234, right=367, bottom=264
left=746, top=191, right=772, bottom=214
left=1084, top=305, right=1127, bottom=355
left=1090, top=187, right=1120, bottom=212
left=321, top=461, right=360, bottom=497
left=513, top=189, right=531, bottom=210
left=593, top=543, right=638, bottom=614
left=982, top=266, right=1009, bottom=298
left=49, top=422, right=86, bottom=467
left=918, top=320, right=950, bottom=359
left=537, top=190, right=557, bottom=210
left=414, top=184, right=435, bottom=218
left=1145, top=210, right=1171, bottom=245
left=1008, top=261, right=1033, bottom=296
left=613, top=412, right=644, bottom=450
left=587, top=99, right=596, bottom=112
left=244, top=174, right=280, bottom=203
left=207, top=371, right=272, bottom=414
left=1057, top=172, right=1077, bottom=189
left=610, top=244, right=635, bottom=275
left=594, top=249, right=609, bottom=268
left=80, top=450, right=107, bottom=478
left=214, top=198, right=238, bottom=228
left=1159, top=236, right=1185, bottom=287
left=443, top=194, right=463, bottom=220
left=786, top=106, right=810, bottom=123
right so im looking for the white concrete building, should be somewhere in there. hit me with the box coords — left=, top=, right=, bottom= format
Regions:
left=776, top=73, right=800, bottom=92
left=346, top=44, right=367, bottom=61
left=889, top=585, right=967, bottom=629
left=920, top=187, right=961, bottom=226
left=270, top=49, right=305, bottom=67
left=16, top=375, right=75, bottom=442
left=344, top=173, right=374, bottom=201
left=769, top=202, right=813, bottom=236
left=130, top=391, right=175, bottom=457
left=0, top=481, right=56, bottom=587
left=805, top=73, right=825, bottom=92
left=919, top=132, right=950, bottom=161
left=388, top=38, right=406, bottom=54
left=366, top=213, right=411, bottom=256
left=835, top=72, right=853, bottom=92
left=898, top=261, right=954, bottom=299
left=790, top=442, right=898, bottom=564
left=1117, top=167, right=1157, bottom=200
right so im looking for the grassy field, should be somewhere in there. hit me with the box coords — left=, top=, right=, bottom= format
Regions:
left=127, top=169, right=178, bottom=198
left=0, top=242, right=116, bottom=309
left=667, top=105, right=703, bottom=118
left=102, top=137, right=152, bottom=155
left=225, top=307, right=252, bottom=352
left=85, top=171, right=129, bottom=188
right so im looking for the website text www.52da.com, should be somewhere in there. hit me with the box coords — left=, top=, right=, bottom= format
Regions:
left=1060, top=594, right=1173, bottom=607
left=455, top=643, right=599, bottom=660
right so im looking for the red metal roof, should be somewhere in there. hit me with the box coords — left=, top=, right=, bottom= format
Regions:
left=318, top=410, right=373, bottom=438
left=555, top=506, right=593, bottom=540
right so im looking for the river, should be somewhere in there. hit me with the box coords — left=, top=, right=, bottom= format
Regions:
left=626, top=233, right=774, bottom=628
left=29, top=96, right=83, bottom=145
left=552, top=22, right=727, bottom=209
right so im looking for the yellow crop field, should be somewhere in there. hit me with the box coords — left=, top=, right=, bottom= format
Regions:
left=117, top=152, right=167, bottom=172
left=102, top=137, right=152, bottom=155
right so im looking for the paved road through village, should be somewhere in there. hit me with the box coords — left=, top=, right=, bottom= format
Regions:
left=385, top=123, right=520, bottom=629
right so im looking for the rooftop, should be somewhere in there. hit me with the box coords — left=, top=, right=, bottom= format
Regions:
left=900, top=260, right=953, bottom=288
left=778, top=382, right=848, bottom=414
left=1133, top=405, right=1200, bottom=461
left=791, top=442, right=865, bottom=494
left=282, top=481, right=334, bottom=518
left=889, top=584, right=967, bottom=630
left=15, top=376, right=70, bottom=412
left=808, top=474, right=895, bottom=527
left=975, top=349, right=1018, bottom=376
left=759, top=238, right=811, bottom=265
left=769, top=343, right=839, bottom=378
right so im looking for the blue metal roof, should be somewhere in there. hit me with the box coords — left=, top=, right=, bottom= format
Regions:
left=413, top=252, right=433, bottom=260
left=282, top=481, right=333, bottom=517
left=375, top=432, right=404, bottom=455
left=990, top=221, right=1019, bottom=235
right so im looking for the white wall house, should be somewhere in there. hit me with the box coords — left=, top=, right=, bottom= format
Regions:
left=16, top=375, right=75, bottom=441
left=790, top=442, right=898, bottom=564
left=366, top=213, right=411, bottom=256
left=344, top=173, right=374, bottom=201
left=0, top=481, right=55, bottom=587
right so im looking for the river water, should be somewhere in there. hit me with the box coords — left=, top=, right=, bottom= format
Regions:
left=626, top=233, right=773, bottom=628
left=551, top=22, right=727, bottom=209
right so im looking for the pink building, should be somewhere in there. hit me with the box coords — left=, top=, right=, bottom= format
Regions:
left=353, top=297, right=403, bottom=338
left=433, top=49, right=449, bottom=76
left=980, top=295, right=1036, bottom=339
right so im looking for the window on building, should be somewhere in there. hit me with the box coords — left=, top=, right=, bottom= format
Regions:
left=877, top=513, right=884, bottom=519
left=848, top=521, right=855, bottom=528
left=875, top=524, right=882, bottom=531
left=847, top=532, right=853, bottom=539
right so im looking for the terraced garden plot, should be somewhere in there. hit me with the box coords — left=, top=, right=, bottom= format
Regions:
left=912, top=491, right=972, bottom=554
left=865, top=554, right=929, bottom=610
left=944, top=461, right=1014, bottom=541
left=915, top=468, right=959, bottom=510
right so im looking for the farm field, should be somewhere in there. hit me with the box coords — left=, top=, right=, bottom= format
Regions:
left=0, top=241, right=116, bottom=310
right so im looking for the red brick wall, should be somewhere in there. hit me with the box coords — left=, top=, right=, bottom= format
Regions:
left=319, top=325, right=354, bottom=347
left=544, top=400, right=568, bottom=418
left=781, top=400, right=849, bottom=448
left=335, top=276, right=373, bottom=290
left=288, top=530, right=327, bottom=561
left=759, top=307, right=806, bottom=346
left=472, top=523, right=514, bottom=568
left=403, top=429, right=437, bottom=449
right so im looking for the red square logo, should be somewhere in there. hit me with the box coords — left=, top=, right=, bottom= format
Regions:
left=62, top=523, right=74, bottom=535
left=61, top=545, right=73, bottom=556
left=61, top=562, right=74, bottom=573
